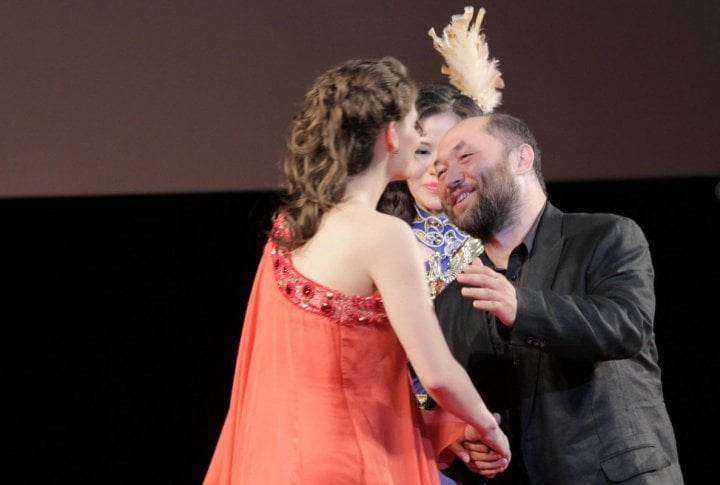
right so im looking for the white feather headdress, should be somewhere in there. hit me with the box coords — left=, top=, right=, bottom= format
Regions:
left=428, top=6, right=504, bottom=113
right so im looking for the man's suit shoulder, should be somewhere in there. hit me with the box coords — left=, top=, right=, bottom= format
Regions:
left=558, top=211, right=645, bottom=241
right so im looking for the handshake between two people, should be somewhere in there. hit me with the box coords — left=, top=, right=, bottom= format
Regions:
left=443, top=413, right=511, bottom=479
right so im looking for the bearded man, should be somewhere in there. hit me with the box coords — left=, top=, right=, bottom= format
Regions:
left=433, top=113, right=683, bottom=485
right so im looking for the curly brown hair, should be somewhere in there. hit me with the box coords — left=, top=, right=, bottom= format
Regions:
left=273, top=57, right=417, bottom=250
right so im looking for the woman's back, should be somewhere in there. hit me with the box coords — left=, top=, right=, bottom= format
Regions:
left=291, top=201, right=424, bottom=297
left=205, top=217, right=447, bottom=484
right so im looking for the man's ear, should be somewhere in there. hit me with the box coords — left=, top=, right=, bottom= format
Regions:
left=385, top=121, right=399, bottom=153
left=515, top=143, right=535, bottom=175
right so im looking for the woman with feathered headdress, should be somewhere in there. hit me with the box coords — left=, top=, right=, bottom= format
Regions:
left=379, top=6, right=504, bottom=300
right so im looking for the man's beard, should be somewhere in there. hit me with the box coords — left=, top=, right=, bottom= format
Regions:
left=446, top=160, right=520, bottom=241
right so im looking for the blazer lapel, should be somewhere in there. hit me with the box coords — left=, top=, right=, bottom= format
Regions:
left=526, top=203, right=565, bottom=290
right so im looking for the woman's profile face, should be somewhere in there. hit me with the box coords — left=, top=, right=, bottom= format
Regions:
left=389, top=107, right=422, bottom=181
left=408, top=111, right=462, bottom=214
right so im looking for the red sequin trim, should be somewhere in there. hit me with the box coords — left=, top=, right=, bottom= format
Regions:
left=271, top=244, right=388, bottom=326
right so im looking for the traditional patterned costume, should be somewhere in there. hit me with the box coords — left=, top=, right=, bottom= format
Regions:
left=412, top=205, right=484, bottom=300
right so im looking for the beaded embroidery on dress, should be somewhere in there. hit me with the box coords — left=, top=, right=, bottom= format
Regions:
left=270, top=215, right=388, bottom=326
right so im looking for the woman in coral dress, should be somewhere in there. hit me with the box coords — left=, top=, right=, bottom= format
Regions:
left=204, top=57, right=510, bottom=484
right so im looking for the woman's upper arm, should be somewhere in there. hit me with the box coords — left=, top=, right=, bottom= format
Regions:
left=369, top=219, right=454, bottom=379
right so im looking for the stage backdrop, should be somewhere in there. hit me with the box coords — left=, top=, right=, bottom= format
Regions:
left=1, top=0, right=719, bottom=197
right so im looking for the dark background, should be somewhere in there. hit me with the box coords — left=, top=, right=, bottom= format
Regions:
left=2, top=0, right=719, bottom=483
left=4, top=176, right=719, bottom=483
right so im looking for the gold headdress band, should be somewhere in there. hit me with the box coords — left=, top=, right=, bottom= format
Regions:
left=428, top=6, right=504, bottom=114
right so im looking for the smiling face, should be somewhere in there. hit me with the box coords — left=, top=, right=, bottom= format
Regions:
left=407, top=111, right=463, bottom=214
left=436, top=116, right=520, bottom=240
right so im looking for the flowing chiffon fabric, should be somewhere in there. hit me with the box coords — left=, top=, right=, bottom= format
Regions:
left=204, top=240, right=464, bottom=484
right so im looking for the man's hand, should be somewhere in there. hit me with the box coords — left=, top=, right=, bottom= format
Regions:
left=447, top=413, right=511, bottom=478
left=462, top=438, right=508, bottom=478
left=457, top=257, right=517, bottom=327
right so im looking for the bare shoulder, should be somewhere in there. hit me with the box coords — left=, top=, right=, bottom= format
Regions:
left=299, top=204, right=414, bottom=258
left=330, top=207, right=419, bottom=267
left=363, top=210, right=417, bottom=249
left=291, top=206, right=419, bottom=295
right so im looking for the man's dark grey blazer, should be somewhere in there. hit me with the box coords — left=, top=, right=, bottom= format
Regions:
left=436, top=203, right=683, bottom=484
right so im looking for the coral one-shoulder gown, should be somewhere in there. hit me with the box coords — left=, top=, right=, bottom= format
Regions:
left=204, top=237, right=464, bottom=484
